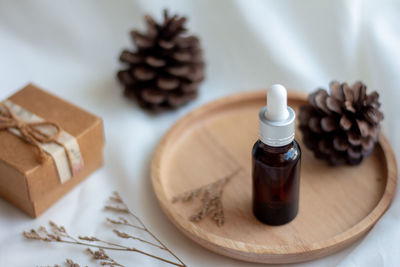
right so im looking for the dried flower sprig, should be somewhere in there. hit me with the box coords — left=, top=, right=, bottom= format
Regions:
left=24, top=192, right=186, bottom=267
left=66, top=259, right=82, bottom=267
left=86, top=248, right=123, bottom=267
left=36, top=259, right=84, bottom=267
left=172, top=169, right=241, bottom=226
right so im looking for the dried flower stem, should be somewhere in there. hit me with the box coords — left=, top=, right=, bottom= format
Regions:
left=112, top=229, right=165, bottom=250
left=106, top=192, right=186, bottom=267
left=106, top=217, right=145, bottom=231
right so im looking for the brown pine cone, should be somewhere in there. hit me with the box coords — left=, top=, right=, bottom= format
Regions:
left=299, top=81, right=384, bottom=165
left=117, top=10, right=205, bottom=111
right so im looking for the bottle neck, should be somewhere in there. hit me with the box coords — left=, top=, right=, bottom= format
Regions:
left=258, top=139, right=294, bottom=153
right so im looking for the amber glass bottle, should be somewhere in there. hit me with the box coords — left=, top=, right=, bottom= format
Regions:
left=252, top=140, right=301, bottom=225
left=252, top=84, right=301, bottom=225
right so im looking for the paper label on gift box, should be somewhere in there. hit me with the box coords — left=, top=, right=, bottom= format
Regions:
left=3, top=100, right=84, bottom=184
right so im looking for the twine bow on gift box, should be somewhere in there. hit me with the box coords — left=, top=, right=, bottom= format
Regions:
left=0, top=100, right=85, bottom=184
left=0, top=103, right=62, bottom=163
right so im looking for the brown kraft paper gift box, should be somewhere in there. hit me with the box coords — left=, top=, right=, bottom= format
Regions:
left=0, top=84, right=104, bottom=217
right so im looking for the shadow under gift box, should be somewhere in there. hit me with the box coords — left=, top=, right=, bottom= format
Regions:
left=0, top=84, right=105, bottom=217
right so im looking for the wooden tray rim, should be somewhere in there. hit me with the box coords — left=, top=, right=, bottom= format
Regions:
left=151, top=90, right=398, bottom=258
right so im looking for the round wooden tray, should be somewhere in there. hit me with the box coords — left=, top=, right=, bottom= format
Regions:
left=151, top=90, right=397, bottom=264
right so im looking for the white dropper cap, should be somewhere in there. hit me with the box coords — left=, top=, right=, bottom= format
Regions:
left=265, top=84, right=290, bottom=121
left=259, top=84, right=296, bottom=147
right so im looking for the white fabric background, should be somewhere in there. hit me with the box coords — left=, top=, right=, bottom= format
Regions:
left=0, top=0, right=399, bottom=266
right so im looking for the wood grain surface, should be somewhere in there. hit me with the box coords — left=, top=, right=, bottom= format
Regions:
left=151, top=90, right=397, bottom=264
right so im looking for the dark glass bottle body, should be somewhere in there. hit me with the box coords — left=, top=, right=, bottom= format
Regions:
left=252, top=139, right=301, bottom=225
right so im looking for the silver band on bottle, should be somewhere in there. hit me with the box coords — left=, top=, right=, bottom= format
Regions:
left=259, top=106, right=295, bottom=147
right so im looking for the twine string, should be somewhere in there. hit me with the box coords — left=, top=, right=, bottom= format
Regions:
left=0, top=104, right=74, bottom=173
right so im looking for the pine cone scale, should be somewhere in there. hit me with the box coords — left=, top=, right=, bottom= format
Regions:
left=315, top=92, right=331, bottom=114
left=352, top=82, right=362, bottom=101
left=326, top=96, right=342, bottom=113
left=340, top=115, right=352, bottom=130
left=347, top=131, right=362, bottom=146
left=145, top=56, right=166, bottom=67
left=373, top=109, right=382, bottom=119
left=342, top=83, right=354, bottom=102
left=158, top=39, right=175, bottom=50
left=166, top=66, right=190, bottom=76
left=133, top=67, right=156, bottom=81
left=333, top=136, right=348, bottom=151
left=131, top=31, right=153, bottom=49
left=344, top=101, right=356, bottom=113
left=330, top=81, right=345, bottom=101
left=141, top=88, right=165, bottom=104
left=356, top=120, right=370, bottom=137
left=120, top=50, right=141, bottom=64
left=117, top=70, right=135, bottom=85
left=321, top=116, right=338, bottom=132
left=309, top=117, right=322, bottom=133
left=157, top=77, right=180, bottom=90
